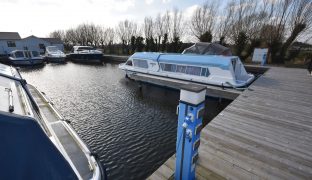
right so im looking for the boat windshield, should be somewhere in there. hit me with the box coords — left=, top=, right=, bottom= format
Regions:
left=182, top=42, right=232, bottom=56
left=14, top=51, right=24, bottom=58
left=47, top=46, right=59, bottom=52
left=32, top=51, right=40, bottom=57
left=77, top=47, right=95, bottom=51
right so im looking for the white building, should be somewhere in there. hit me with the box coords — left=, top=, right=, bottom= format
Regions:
left=0, top=32, right=64, bottom=56
left=0, top=32, right=23, bottom=56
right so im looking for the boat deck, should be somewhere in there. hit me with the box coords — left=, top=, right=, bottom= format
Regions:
left=28, top=85, right=93, bottom=180
left=147, top=66, right=312, bottom=179
left=129, top=73, right=242, bottom=100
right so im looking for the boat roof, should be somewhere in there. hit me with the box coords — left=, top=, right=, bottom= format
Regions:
left=130, top=52, right=236, bottom=69
left=73, top=46, right=93, bottom=48
left=0, top=63, right=21, bottom=79
left=10, top=50, right=39, bottom=53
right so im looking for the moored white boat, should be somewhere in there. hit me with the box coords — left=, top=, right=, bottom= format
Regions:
left=69, top=46, right=103, bottom=64
left=8, top=50, right=44, bottom=66
left=0, top=63, right=106, bottom=180
left=45, top=46, right=66, bottom=63
left=119, top=52, right=255, bottom=88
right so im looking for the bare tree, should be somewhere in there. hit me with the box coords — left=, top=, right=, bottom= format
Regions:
left=106, top=28, right=115, bottom=45
left=155, top=13, right=165, bottom=50
left=190, top=1, right=219, bottom=41
left=143, top=17, right=154, bottom=39
left=116, top=20, right=138, bottom=54
left=116, top=20, right=138, bottom=44
left=171, top=8, right=184, bottom=41
left=49, top=30, right=65, bottom=40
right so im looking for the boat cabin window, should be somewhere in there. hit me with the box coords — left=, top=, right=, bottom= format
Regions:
left=176, top=65, right=186, bottom=73
left=25, top=51, right=31, bottom=58
left=160, top=63, right=210, bottom=77
left=32, top=51, right=40, bottom=57
left=47, top=46, right=58, bottom=52
left=15, top=51, right=24, bottom=58
left=126, top=60, right=133, bottom=66
left=186, top=66, right=201, bottom=76
left=133, top=59, right=148, bottom=69
left=200, top=68, right=210, bottom=77
left=77, top=47, right=95, bottom=51
left=161, top=63, right=177, bottom=72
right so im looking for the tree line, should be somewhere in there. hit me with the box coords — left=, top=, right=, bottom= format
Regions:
left=49, top=0, right=312, bottom=63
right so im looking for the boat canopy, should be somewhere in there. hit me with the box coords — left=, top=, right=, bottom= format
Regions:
left=46, top=46, right=59, bottom=52
left=0, top=112, right=78, bottom=180
left=130, top=52, right=234, bottom=70
left=182, top=42, right=232, bottom=56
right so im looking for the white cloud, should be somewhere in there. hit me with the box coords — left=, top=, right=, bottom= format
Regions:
left=162, top=0, right=171, bottom=4
left=145, top=0, right=154, bottom=5
left=0, top=0, right=137, bottom=37
left=184, top=4, right=199, bottom=20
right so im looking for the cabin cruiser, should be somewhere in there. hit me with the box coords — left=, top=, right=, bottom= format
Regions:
left=8, top=50, right=44, bottom=66
left=45, top=46, right=66, bottom=63
left=0, top=63, right=106, bottom=180
left=119, top=52, right=255, bottom=88
left=69, top=46, right=103, bottom=63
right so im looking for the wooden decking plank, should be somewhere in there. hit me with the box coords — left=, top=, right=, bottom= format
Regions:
left=210, top=115, right=312, bottom=156
left=200, top=131, right=311, bottom=179
left=203, top=125, right=312, bottom=172
left=222, top=107, right=312, bottom=138
left=232, top=98, right=312, bottom=122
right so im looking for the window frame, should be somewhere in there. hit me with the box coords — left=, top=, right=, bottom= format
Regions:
left=39, top=44, right=45, bottom=49
left=7, top=41, right=16, bottom=47
left=160, top=62, right=211, bottom=77
left=133, top=59, right=149, bottom=69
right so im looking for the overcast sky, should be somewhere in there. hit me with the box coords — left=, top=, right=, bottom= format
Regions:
left=0, top=0, right=206, bottom=38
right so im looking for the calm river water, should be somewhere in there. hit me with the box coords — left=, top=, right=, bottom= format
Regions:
left=20, top=62, right=230, bottom=180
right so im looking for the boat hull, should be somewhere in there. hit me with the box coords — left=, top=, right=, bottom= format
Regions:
left=46, top=57, right=66, bottom=63
left=121, top=66, right=254, bottom=88
left=69, top=53, right=103, bottom=64
left=10, top=59, right=44, bottom=66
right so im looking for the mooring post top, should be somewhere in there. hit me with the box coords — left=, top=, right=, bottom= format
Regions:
left=180, top=84, right=206, bottom=105
left=180, top=84, right=206, bottom=93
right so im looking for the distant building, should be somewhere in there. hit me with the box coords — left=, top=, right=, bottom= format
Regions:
left=0, top=32, right=23, bottom=56
left=0, top=32, right=64, bottom=56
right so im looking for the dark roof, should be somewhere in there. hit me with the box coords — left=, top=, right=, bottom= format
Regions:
left=0, top=32, right=21, bottom=40
left=41, top=38, right=63, bottom=44
left=23, top=35, right=39, bottom=39
left=22, top=36, right=63, bottom=44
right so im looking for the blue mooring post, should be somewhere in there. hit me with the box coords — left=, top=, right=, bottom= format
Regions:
left=175, top=84, right=206, bottom=180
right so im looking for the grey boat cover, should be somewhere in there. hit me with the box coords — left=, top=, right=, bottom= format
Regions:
left=0, top=111, right=78, bottom=180
left=182, top=42, right=232, bottom=56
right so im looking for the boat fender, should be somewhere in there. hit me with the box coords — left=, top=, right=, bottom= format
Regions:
left=90, top=152, right=108, bottom=180
left=63, top=119, right=71, bottom=124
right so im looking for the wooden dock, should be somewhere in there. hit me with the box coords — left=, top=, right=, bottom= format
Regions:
left=129, top=73, right=242, bottom=100
left=147, top=66, right=312, bottom=179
